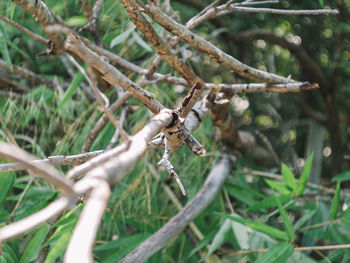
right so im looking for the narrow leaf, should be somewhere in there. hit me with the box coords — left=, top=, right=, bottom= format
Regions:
left=275, top=196, right=296, bottom=242
left=254, top=241, right=294, bottom=263
left=132, top=32, right=152, bottom=52
left=293, top=210, right=316, bottom=231
left=20, top=224, right=50, bottom=263
left=0, top=171, right=15, bottom=207
left=110, top=27, right=135, bottom=48
left=44, top=231, right=72, bottom=263
left=329, top=182, right=341, bottom=220
left=296, top=153, right=314, bottom=195
left=332, top=170, right=350, bottom=182
left=54, top=71, right=83, bottom=115
left=281, top=163, right=297, bottom=191
left=248, top=195, right=292, bottom=211
left=219, top=213, right=289, bottom=240
left=206, top=219, right=232, bottom=258
left=0, top=22, right=13, bottom=71
left=265, top=179, right=291, bottom=195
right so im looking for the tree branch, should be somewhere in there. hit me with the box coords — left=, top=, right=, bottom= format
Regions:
left=0, top=142, right=75, bottom=195
left=143, top=4, right=294, bottom=83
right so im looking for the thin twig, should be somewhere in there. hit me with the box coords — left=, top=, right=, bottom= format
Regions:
left=7, top=177, right=34, bottom=223
left=0, top=150, right=106, bottom=173
left=143, top=4, right=294, bottom=83
left=240, top=168, right=350, bottom=196
left=300, top=219, right=342, bottom=231
left=81, top=93, right=131, bottom=153
left=81, top=0, right=105, bottom=33
left=66, top=53, right=130, bottom=142
left=226, top=244, right=350, bottom=256
left=0, top=15, right=49, bottom=44
left=0, top=59, right=56, bottom=90
left=157, top=144, right=186, bottom=196
left=0, top=142, right=75, bottom=195
left=226, top=6, right=339, bottom=15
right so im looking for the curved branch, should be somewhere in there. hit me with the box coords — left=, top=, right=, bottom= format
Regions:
left=0, top=196, right=72, bottom=242
left=65, top=179, right=110, bottom=263
left=0, top=142, right=75, bottom=195
left=120, top=155, right=232, bottom=263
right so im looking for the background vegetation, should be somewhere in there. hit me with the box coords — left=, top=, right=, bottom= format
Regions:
left=0, top=0, right=350, bottom=262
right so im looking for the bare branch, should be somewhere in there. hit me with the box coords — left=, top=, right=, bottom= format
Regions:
left=0, top=142, right=75, bottom=195
left=65, top=179, right=110, bottom=263
left=107, top=104, right=129, bottom=150
left=0, top=15, right=49, bottom=44
left=235, top=0, right=279, bottom=6
left=0, top=196, right=72, bottom=242
left=64, top=33, right=165, bottom=114
left=120, top=0, right=203, bottom=88
left=226, top=244, right=350, bottom=256
left=68, top=109, right=174, bottom=181
left=226, top=6, right=339, bottom=15
left=215, top=82, right=319, bottom=95
left=12, top=0, right=66, bottom=53
left=120, top=155, right=232, bottom=263
left=66, top=53, right=130, bottom=142
left=0, top=150, right=106, bottom=173
left=87, top=109, right=174, bottom=184
left=157, top=144, right=186, bottom=196
left=81, top=93, right=131, bottom=153
left=143, top=5, right=295, bottom=83
left=0, top=59, right=56, bottom=89
left=81, top=0, right=105, bottom=33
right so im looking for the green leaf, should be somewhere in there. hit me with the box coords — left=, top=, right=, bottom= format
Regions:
left=20, top=224, right=50, bottom=263
left=65, top=16, right=87, bottom=27
left=44, top=231, right=72, bottom=263
left=254, top=241, right=294, bottom=263
left=265, top=179, right=291, bottom=195
left=95, top=234, right=150, bottom=263
left=293, top=210, right=316, bottom=231
left=275, top=196, right=296, bottom=242
left=281, top=163, right=297, bottom=191
left=0, top=171, right=15, bottom=207
left=248, top=195, right=292, bottom=211
left=54, top=203, right=83, bottom=227
left=206, top=219, right=232, bottom=258
left=296, top=153, right=314, bottom=195
left=94, top=233, right=149, bottom=251
left=45, top=221, right=76, bottom=246
left=329, top=182, right=341, bottom=220
left=2, top=243, right=19, bottom=263
left=318, top=0, right=324, bottom=7
left=231, top=216, right=249, bottom=249
left=219, top=213, right=289, bottom=240
left=132, top=32, right=152, bottom=52
left=110, top=27, right=135, bottom=48
left=54, top=71, right=83, bottom=115
left=187, top=231, right=216, bottom=259
left=332, top=170, right=350, bottom=182
left=0, top=22, right=13, bottom=72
